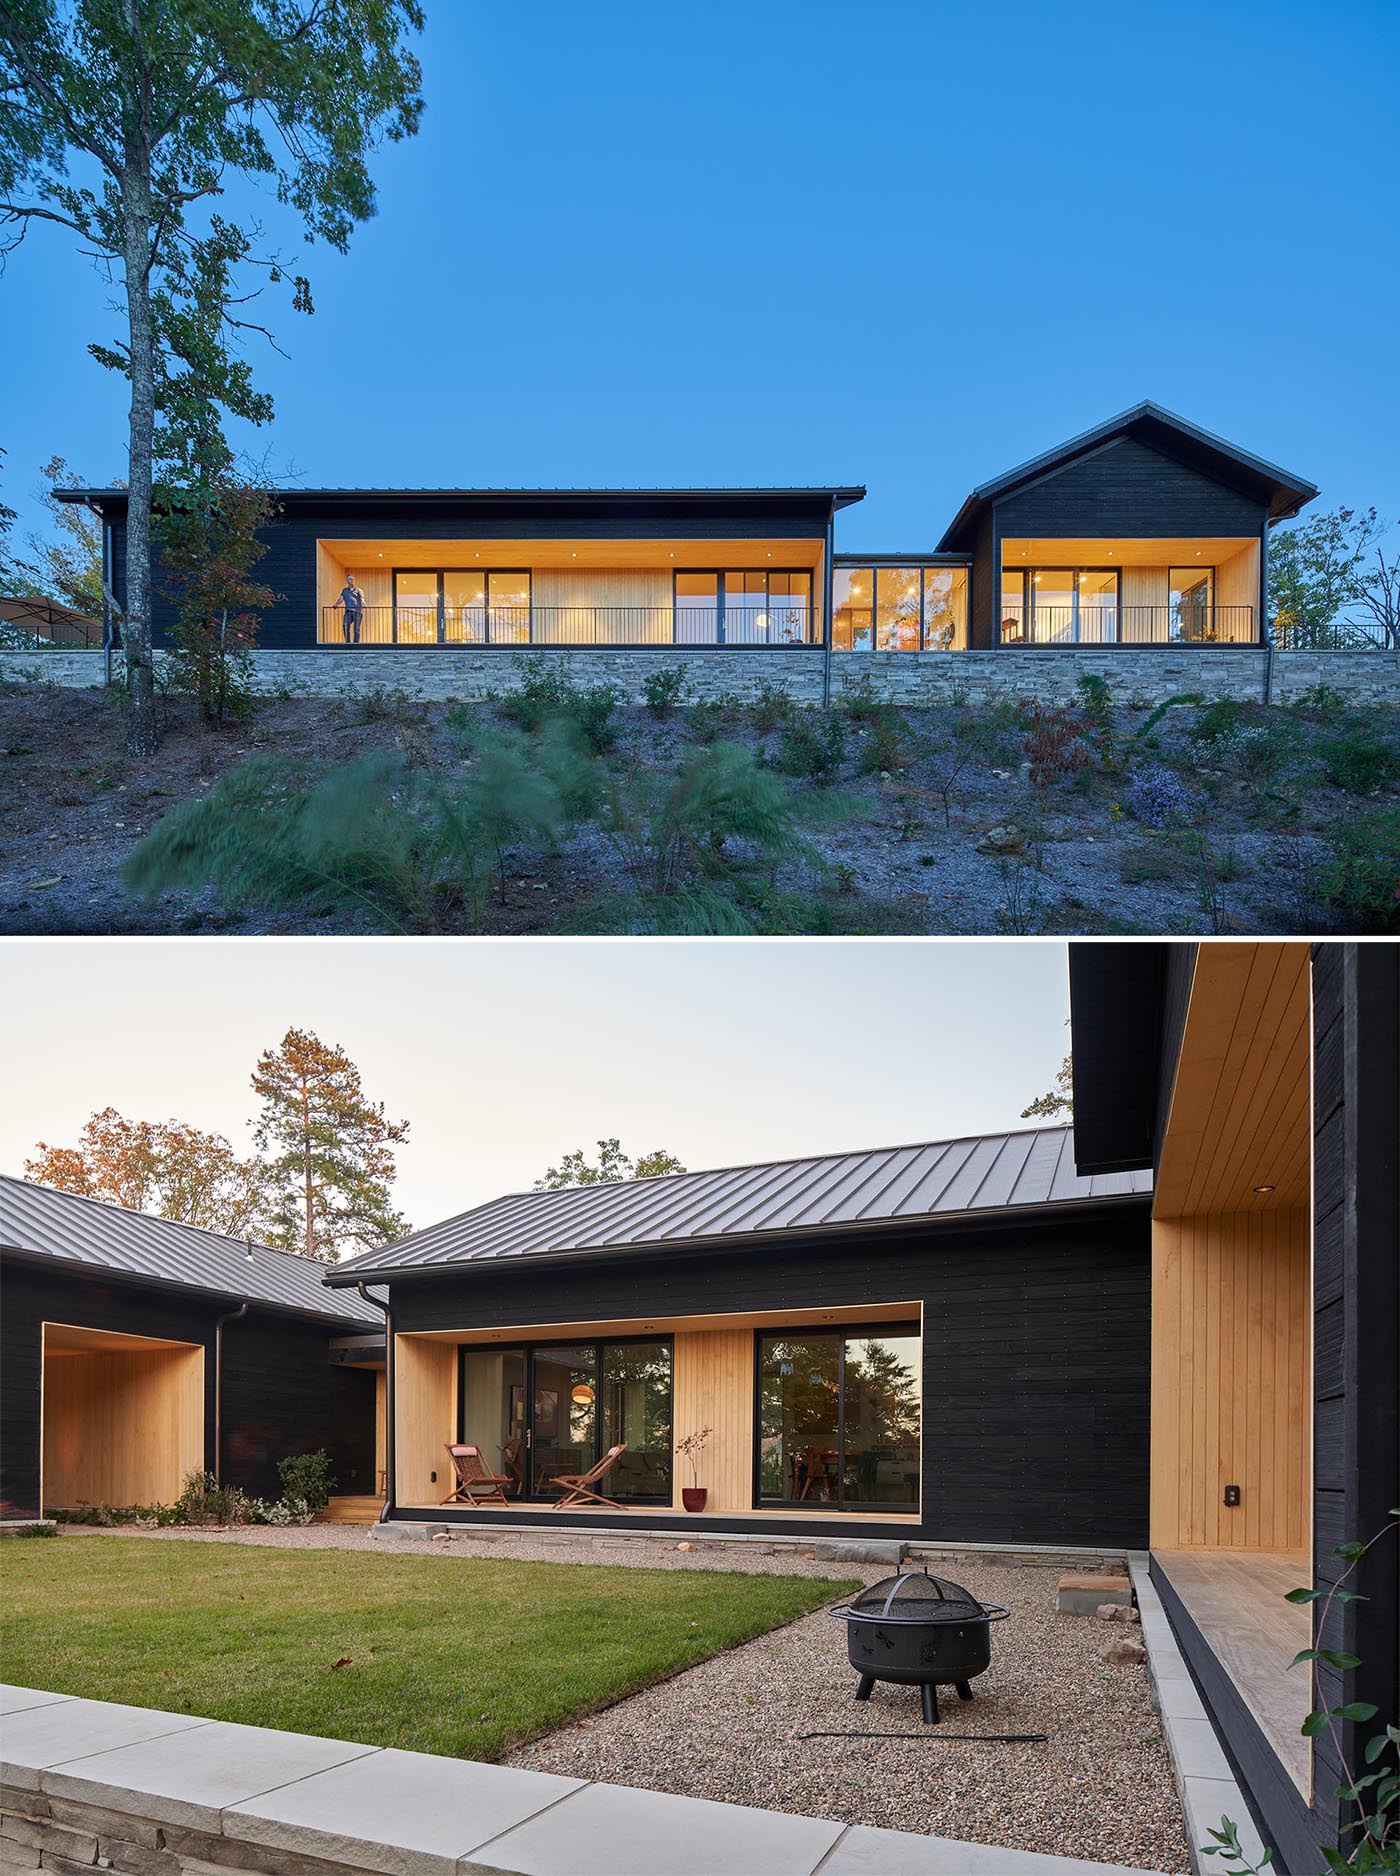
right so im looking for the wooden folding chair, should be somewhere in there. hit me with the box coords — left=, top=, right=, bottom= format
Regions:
left=442, top=1443, right=512, bottom=1507
left=550, top=1442, right=628, bottom=1510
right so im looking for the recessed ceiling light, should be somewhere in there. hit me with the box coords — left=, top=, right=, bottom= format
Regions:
left=1253, top=1183, right=1276, bottom=1195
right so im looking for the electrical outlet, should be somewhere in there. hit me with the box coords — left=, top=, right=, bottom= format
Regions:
left=1224, top=1484, right=1241, bottom=1507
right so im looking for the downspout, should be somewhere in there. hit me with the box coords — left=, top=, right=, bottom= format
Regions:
left=821, top=505, right=835, bottom=710
left=1260, top=520, right=1273, bottom=705
left=357, top=1283, right=395, bottom=1522
left=213, top=1302, right=248, bottom=1483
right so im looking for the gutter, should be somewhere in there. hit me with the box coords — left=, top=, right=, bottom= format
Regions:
left=356, top=1283, right=395, bottom=1523
left=212, top=1302, right=248, bottom=1484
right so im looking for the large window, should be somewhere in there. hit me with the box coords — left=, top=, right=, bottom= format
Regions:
left=835, top=566, right=968, bottom=652
left=392, top=569, right=531, bottom=644
left=1169, top=567, right=1214, bottom=641
left=757, top=1326, right=920, bottom=1510
left=459, top=1338, right=673, bottom=1503
left=1002, top=568, right=1120, bottom=643
left=674, top=570, right=814, bottom=645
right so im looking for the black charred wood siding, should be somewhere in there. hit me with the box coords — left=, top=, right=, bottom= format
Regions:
left=1307, top=943, right=1400, bottom=1867
left=108, top=495, right=838, bottom=650
left=993, top=437, right=1269, bottom=541
left=0, top=1259, right=375, bottom=1514
left=970, top=510, right=996, bottom=647
left=386, top=1209, right=1151, bottom=1548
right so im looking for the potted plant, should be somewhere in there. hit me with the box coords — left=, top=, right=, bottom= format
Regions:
left=676, top=1427, right=712, bottom=1514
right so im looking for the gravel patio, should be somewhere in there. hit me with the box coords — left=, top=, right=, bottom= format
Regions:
left=54, top=1524, right=1192, bottom=1872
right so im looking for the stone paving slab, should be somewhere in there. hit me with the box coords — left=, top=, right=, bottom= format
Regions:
left=0, top=1688, right=72, bottom=1717
left=824, top=1823, right=1166, bottom=1875
left=463, top=1780, right=844, bottom=1876
left=1128, top=1562, right=1268, bottom=1876
left=0, top=1693, right=210, bottom=1792
left=226, top=1746, right=584, bottom=1876
left=44, top=1716, right=379, bottom=1832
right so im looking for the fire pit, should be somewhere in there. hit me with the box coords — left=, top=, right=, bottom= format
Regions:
left=830, top=1566, right=1010, bottom=1724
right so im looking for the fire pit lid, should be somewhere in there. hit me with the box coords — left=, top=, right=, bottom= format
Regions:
left=836, top=1566, right=1000, bottom=1626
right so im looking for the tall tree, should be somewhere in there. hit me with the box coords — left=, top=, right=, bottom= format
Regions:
left=535, top=1139, right=687, bottom=1190
left=251, top=1027, right=409, bottom=1262
left=162, top=466, right=277, bottom=723
left=25, top=1104, right=269, bottom=1237
left=0, top=0, right=424, bottom=755
left=3, top=455, right=105, bottom=612
left=1269, top=506, right=1385, bottom=648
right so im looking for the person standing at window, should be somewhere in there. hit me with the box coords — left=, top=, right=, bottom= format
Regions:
left=339, top=575, right=364, bottom=644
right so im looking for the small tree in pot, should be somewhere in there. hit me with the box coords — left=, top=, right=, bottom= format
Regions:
left=677, top=1427, right=712, bottom=1513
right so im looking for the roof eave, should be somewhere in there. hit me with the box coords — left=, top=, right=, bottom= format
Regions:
left=321, top=1188, right=1153, bottom=1288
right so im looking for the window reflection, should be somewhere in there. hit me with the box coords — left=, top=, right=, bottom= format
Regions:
left=758, top=1328, right=919, bottom=1509
left=876, top=568, right=922, bottom=652
left=833, top=569, right=874, bottom=651
left=836, top=566, right=968, bottom=651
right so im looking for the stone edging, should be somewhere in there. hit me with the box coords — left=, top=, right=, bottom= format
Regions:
left=1128, top=1557, right=1269, bottom=1876
left=1, top=1684, right=1169, bottom=1876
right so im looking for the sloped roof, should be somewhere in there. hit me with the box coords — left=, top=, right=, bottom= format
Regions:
left=56, top=484, right=866, bottom=511
left=325, top=1127, right=1151, bottom=1286
left=937, top=401, right=1318, bottom=549
left=0, top=1177, right=381, bottom=1326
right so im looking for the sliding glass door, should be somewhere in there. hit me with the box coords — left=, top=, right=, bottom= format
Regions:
left=459, top=1338, right=673, bottom=1503
left=757, top=1326, right=920, bottom=1510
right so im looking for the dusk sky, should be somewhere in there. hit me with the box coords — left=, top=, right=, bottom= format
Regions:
left=2, top=939, right=1074, bottom=1238
left=2, top=0, right=1397, bottom=550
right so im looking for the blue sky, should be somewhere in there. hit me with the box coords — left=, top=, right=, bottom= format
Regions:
left=2, top=0, right=1397, bottom=551
left=2, top=938, right=1074, bottom=1233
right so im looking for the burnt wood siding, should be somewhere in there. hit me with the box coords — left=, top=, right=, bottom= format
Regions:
left=108, top=496, right=837, bottom=650
left=387, top=1210, right=1152, bottom=1548
left=993, top=437, right=1268, bottom=541
left=0, top=1260, right=375, bottom=1514
left=969, top=510, right=997, bottom=648
left=1307, top=943, right=1400, bottom=1866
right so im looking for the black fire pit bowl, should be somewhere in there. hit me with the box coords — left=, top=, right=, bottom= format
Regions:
left=830, top=1566, right=1010, bottom=1724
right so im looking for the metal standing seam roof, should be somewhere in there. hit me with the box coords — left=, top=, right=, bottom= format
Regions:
left=55, top=485, right=868, bottom=507
left=325, top=1127, right=1152, bottom=1287
left=0, top=1176, right=381, bottom=1326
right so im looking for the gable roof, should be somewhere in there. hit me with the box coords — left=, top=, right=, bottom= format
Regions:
left=937, top=402, right=1318, bottom=549
left=0, top=1176, right=381, bottom=1327
left=56, top=485, right=867, bottom=514
left=324, top=1127, right=1151, bottom=1287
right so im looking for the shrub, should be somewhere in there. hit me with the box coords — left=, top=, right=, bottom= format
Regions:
left=175, top=1469, right=254, bottom=1526
left=855, top=705, right=907, bottom=776
left=568, top=682, right=624, bottom=754
left=840, top=671, right=884, bottom=722
left=748, top=678, right=798, bottom=734
left=1126, top=766, right=1197, bottom=829
left=642, top=664, right=690, bottom=718
left=9, top=1522, right=56, bottom=1538
left=347, top=683, right=420, bottom=727
left=277, top=1449, right=335, bottom=1514
left=1021, top=704, right=1091, bottom=786
left=1075, top=672, right=1122, bottom=775
left=1189, top=696, right=1246, bottom=747
left=1290, top=681, right=1351, bottom=726
left=1119, top=842, right=1182, bottom=886
left=1323, top=727, right=1394, bottom=795
left=684, top=694, right=745, bottom=743
left=1315, top=810, right=1400, bottom=932
left=777, top=710, right=847, bottom=784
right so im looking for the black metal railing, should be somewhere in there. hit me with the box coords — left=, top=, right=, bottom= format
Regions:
left=997, top=603, right=1257, bottom=646
left=1272, top=619, right=1391, bottom=652
left=319, top=603, right=819, bottom=648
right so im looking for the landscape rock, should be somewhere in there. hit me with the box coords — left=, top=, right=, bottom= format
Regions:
left=976, top=823, right=1025, bottom=856
left=1103, top=1638, right=1148, bottom=1666
left=1096, top=1602, right=1138, bottom=1622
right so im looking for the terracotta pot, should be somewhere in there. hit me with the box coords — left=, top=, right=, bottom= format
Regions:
left=682, top=1487, right=708, bottom=1514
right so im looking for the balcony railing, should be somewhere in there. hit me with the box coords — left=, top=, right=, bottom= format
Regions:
left=998, top=603, right=1256, bottom=646
left=320, top=604, right=818, bottom=648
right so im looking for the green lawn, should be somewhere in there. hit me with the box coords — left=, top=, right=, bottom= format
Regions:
left=1, top=1536, right=851, bottom=1759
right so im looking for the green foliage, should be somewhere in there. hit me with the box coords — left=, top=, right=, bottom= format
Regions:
left=1324, top=728, right=1395, bottom=796
left=1315, top=810, right=1400, bottom=932
left=1131, top=693, right=1204, bottom=739
left=161, top=473, right=278, bottom=724
left=1075, top=672, right=1123, bottom=775
left=776, top=709, right=847, bottom=783
left=497, top=656, right=621, bottom=751
left=277, top=1450, right=335, bottom=1514
left=535, top=1140, right=686, bottom=1190
left=1190, top=697, right=1247, bottom=747
left=840, top=671, right=885, bottom=722
left=8, top=1522, right=57, bottom=1538
left=854, top=705, right=907, bottom=776
left=251, top=1029, right=409, bottom=1262
left=747, top=678, right=798, bottom=734
left=568, top=680, right=624, bottom=754
left=641, top=665, right=690, bottom=718
left=684, top=693, right=745, bottom=742
left=2, top=455, right=105, bottom=614
left=351, top=683, right=422, bottom=727
left=1292, top=683, right=1353, bottom=727
left=1021, top=1053, right=1073, bottom=1120
left=1270, top=507, right=1386, bottom=649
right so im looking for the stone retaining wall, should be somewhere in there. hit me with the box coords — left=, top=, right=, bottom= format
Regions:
left=2, top=643, right=1394, bottom=708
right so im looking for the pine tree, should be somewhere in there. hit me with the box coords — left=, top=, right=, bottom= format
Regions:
left=535, top=1138, right=686, bottom=1189
left=251, top=1028, right=409, bottom=1262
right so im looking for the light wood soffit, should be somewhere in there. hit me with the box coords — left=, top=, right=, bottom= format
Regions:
left=402, top=1300, right=923, bottom=1344
left=1000, top=537, right=1257, bottom=565
left=317, top=538, right=825, bottom=571
left=1155, top=943, right=1311, bottom=1217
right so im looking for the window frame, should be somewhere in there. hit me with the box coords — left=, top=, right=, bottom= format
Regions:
left=750, top=1319, right=921, bottom=1514
left=456, top=1333, right=675, bottom=1504
left=833, top=562, right=971, bottom=653
left=392, top=567, right=532, bottom=645
left=671, top=568, right=816, bottom=646
left=1004, top=566, right=1122, bottom=644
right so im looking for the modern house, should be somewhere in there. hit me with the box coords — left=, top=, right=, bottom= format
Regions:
left=1069, top=940, right=1399, bottom=1876
left=320, top=1127, right=1154, bottom=1548
left=0, top=1177, right=385, bottom=1518
left=59, top=403, right=1316, bottom=658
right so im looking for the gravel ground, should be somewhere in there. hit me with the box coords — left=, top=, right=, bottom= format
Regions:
left=4, top=683, right=1391, bottom=935
left=56, top=1524, right=1190, bottom=1871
